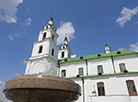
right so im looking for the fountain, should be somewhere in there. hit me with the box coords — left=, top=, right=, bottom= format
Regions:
left=3, top=75, right=81, bottom=102
left=3, top=14, right=81, bottom=102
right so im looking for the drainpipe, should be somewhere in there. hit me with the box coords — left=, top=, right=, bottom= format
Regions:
left=58, top=64, right=60, bottom=77
left=82, top=77, right=85, bottom=102
left=85, top=60, right=88, bottom=75
left=111, top=56, right=116, bottom=73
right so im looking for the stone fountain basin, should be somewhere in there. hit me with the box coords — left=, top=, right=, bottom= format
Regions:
left=3, top=75, right=81, bottom=102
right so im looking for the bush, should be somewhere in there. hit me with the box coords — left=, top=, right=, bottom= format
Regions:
left=98, top=72, right=102, bottom=75
left=76, top=75, right=80, bottom=77
left=124, top=70, right=128, bottom=73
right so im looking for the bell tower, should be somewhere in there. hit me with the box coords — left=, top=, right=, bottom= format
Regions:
left=25, top=14, right=59, bottom=75
left=58, top=34, right=72, bottom=60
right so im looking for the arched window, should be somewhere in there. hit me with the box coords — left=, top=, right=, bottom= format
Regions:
left=119, top=63, right=126, bottom=72
left=126, top=80, right=137, bottom=96
left=38, top=46, right=43, bottom=53
left=97, top=82, right=105, bottom=96
left=61, top=51, right=64, bottom=58
left=51, top=48, right=54, bottom=56
left=61, top=70, right=66, bottom=77
left=97, top=65, right=103, bottom=73
left=42, top=32, right=46, bottom=40
left=52, top=35, right=54, bottom=40
left=79, top=68, right=83, bottom=76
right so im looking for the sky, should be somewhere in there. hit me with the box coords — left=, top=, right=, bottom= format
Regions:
left=1, top=0, right=138, bottom=101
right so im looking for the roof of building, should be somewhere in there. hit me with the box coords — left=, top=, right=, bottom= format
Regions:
left=66, top=72, right=138, bottom=79
left=58, top=50, right=138, bottom=64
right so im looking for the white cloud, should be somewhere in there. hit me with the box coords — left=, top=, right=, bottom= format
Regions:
left=71, top=54, right=76, bottom=58
left=15, top=73, right=22, bottom=77
left=26, top=18, right=32, bottom=25
left=118, top=48, right=126, bottom=51
left=129, top=42, right=138, bottom=52
left=118, top=42, right=138, bottom=52
left=0, top=81, right=4, bottom=89
left=19, top=18, right=32, bottom=26
left=27, top=8, right=30, bottom=12
left=8, top=33, right=21, bottom=40
left=0, top=80, right=11, bottom=102
left=0, top=0, right=23, bottom=23
left=21, top=59, right=27, bottom=64
left=132, top=21, right=138, bottom=26
left=56, top=21, right=75, bottom=45
left=23, top=60, right=27, bottom=64
left=116, top=7, right=138, bottom=27
left=8, top=34, right=14, bottom=40
left=15, top=33, right=20, bottom=37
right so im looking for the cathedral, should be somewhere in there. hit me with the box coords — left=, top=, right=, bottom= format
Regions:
left=25, top=15, right=138, bottom=102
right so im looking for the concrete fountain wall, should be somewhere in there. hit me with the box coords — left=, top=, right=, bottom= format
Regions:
left=3, top=75, right=81, bottom=102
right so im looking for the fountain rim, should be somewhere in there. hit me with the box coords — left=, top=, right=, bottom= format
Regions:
left=3, top=75, right=81, bottom=95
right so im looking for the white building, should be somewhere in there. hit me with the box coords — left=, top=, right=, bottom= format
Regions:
left=25, top=15, right=138, bottom=102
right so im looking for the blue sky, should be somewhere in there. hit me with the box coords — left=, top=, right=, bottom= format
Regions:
left=1, top=0, right=138, bottom=101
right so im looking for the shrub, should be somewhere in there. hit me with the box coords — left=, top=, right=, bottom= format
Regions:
left=98, top=72, right=102, bottom=75
left=124, top=70, right=128, bottom=73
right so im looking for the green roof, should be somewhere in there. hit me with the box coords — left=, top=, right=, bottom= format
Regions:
left=66, top=72, right=138, bottom=79
left=58, top=50, right=138, bottom=64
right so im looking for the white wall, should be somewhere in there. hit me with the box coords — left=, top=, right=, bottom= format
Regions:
left=113, top=55, right=138, bottom=73
left=31, top=40, right=50, bottom=57
left=88, top=57, right=114, bottom=75
left=59, top=54, right=138, bottom=78
left=72, top=79, right=83, bottom=102
left=38, top=29, right=58, bottom=43
left=72, top=75, right=138, bottom=102
left=25, top=58, right=58, bottom=75
left=60, top=61, right=86, bottom=77
left=59, top=54, right=138, bottom=102
left=49, top=40, right=59, bottom=60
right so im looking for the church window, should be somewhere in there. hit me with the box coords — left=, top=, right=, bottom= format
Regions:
left=97, top=65, right=103, bottom=74
left=42, top=32, right=46, bottom=40
left=38, top=46, right=43, bottom=53
left=52, top=35, right=54, bottom=40
left=61, top=51, right=64, bottom=58
left=51, top=48, right=54, bottom=56
left=79, top=68, right=83, bottom=75
left=119, top=63, right=126, bottom=72
left=61, top=70, right=66, bottom=77
left=97, top=82, right=105, bottom=96
left=126, top=80, right=137, bottom=96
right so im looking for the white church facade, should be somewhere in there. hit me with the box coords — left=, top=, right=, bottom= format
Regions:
left=25, top=15, right=138, bottom=102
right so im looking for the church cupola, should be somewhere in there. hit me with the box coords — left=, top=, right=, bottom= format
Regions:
left=104, top=43, right=111, bottom=53
left=48, top=13, right=54, bottom=25
left=63, top=34, right=68, bottom=45
left=58, top=34, right=72, bottom=60
left=43, top=14, right=56, bottom=32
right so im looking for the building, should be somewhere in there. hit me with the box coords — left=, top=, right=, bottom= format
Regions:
left=25, top=15, right=138, bottom=102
